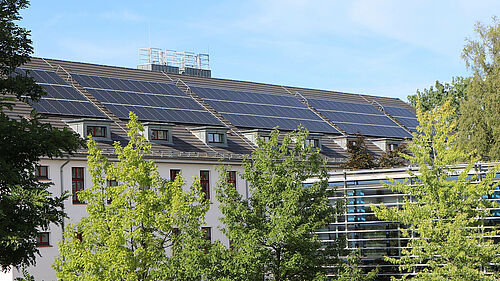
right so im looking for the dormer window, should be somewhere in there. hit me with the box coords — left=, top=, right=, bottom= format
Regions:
left=304, top=133, right=322, bottom=150
left=208, top=132, right=224, bottom=144
left=241, top=129, right=271, bottom=146
left=305, top=138, right=320, bottom=148
left=64, top=119, right=112, bottom=142
left=189, top=126, right=228, bottom=147
left=370, top=138, right=402, bottom=153
left=332, top=136, right=358, bottom=150
left=87, top=126, right=107, bottom=138
left=143, top=123, right=173, bottom=145
left=151, top=129, right=169, bottom=141
left=387, top=143, right=398, bottom=152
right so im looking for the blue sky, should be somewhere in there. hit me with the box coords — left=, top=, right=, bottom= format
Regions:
left=20, top=0, right=499, bottom=101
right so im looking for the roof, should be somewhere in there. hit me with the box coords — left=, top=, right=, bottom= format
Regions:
left=4, top=57, right=419, bottom=165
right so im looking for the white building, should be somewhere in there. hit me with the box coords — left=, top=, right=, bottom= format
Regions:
left=2, top=57, right=420, bottom=280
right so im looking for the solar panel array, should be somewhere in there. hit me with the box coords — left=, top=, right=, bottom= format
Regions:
left=383, top=106, right=419, bottom=132
left=70, top=73, right=222, bottom=126
left=190, top=86, right=339, bottom=133
left=307, top=98, right=412, bottom=138
left=20, top=69, right=106, bottom=118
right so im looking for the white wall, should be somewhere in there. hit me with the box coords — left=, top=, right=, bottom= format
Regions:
left=12, top=158, right=245, bottom=281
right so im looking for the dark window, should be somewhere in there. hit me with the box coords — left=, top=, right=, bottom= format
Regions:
left=261, top=135, right=271, bottom=142
left=36, top=232, right=50, bottom=247
left=87, top=126, right=106, bottom=137
left=151, top=129, right=168, bottom=140
left=305, top=138, right=320, bottom=148
left=200, top=171, right=210, bottom=200
left=35, top=165, right=49, bottom=179
left=107, top=179, right=118, bottom=204
left=202, top=227, right=211, bottom=241
left=72, top=167, right=85, bottom=204
left=228, top=171, right=236, bottom=188
left=387, top=143, right=398, bottom=151
left=170, top=169, right=181, bottom=181
left=207, top=132, right=224, bottom=144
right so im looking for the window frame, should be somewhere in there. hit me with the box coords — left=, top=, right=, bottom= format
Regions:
left=106, top=179, right=118, bottom=204
left=72, top=167, right=85, bottom=204
left=207, top=132, right=224, bottom=144
left=228, top=171, right=237, bottom=188
left=151, top=129, right=169, bottom=141
left=86, top=125, right=107, bottom=138
left=200, top=170, right=210, bottom=200
left=170, top=169, right=181, bottom=181
left=35, top=165, right=49, bottom=180
left=202, top=227, right=211, bottom=242
left=36, top=232, right=50, bottom=247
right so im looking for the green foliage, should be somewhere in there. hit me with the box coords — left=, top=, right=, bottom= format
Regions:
left=216, top=127, right=340, bottom=281
left=342, top=133, right=376, bottom=170
left=53, top=112, right=210, bottom=280
left=373, top=101, right=500, bottom=280
left=408, top=77, right=469, bottom=118
left=377, top=143, right=408, bottom=168
left=336, top=251, right=377, bottom=281
left=458, top=17, right=500, bottom=160
left=0, top=0, right=82, bottom=270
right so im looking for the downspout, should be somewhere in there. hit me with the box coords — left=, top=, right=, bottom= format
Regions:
left=60, top=156, right=71, bottom=242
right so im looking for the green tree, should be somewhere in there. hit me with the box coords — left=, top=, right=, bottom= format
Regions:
left=458, top=17, right=500, bottom=160
left=342, top=133, right=376, bottom=170
left=407, top=77, right=469, bottom=118
left=377, top=143, right=408, bottom=168
left=53, top=112, right=210, bottom=280
left=216, top=127, right=340, bottom=281
left=0, top=0, right=82, bottom=270
left=373, top=101, right=500, bottom=280
left=336, top=251, right=377, bottom=281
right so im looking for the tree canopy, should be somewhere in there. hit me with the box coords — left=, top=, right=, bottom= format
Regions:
left=0, top=0, right=82, bottom=270
left=458, top=17, right=500, bottom=160
left=216, top=127, right=340, bottom=281
left=373, top=101, right=500, bottom=280
left=53, top=112, right=211, bottom=280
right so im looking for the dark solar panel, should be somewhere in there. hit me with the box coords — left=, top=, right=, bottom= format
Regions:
left=69, top=73, right=222, bottom=126
left=18, top=69, right=106, bottom=118
left=336, top=123, right=412, bottom=138
left=190, top=86, right=339, bottom=134
left=307, top=98, right=411, bottom=138
left=71, top=73, right=186, bottom=96
left=31, top=99, right=106, bottom=118
left=20, top=68, right=68, bottom=85
left=383, top=106, right=416, bottom=118
left=223, top=113, right=338, bottom=133
left=394, top=117, right=419, bottom=130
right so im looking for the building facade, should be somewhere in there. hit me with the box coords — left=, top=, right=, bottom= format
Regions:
left=1, top=57, right=432, bottom=280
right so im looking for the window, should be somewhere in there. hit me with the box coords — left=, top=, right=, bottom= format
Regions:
left=305, top=138, right=320, bottom=148
left=200, top=171, right=210, bottom=200
left=207, top=133, right=224, bottom=144
left=87, top=126, right=107, bottom=137
left=151, top=129, right=169, bottom=141
left=387, top=143, right=398, bottom=152
left=72, top=167, right=85, bottom=204
left=35, top=165, right=49, bottom=179
left=202, top=227, right=211, bottom=242
left=36, top=232, right=50, bottom=247
left=107, top=179, right=118, bottom=204
left=170, top=169, right=181, bottom=181
left=228, top=171, right=236, bottom=188
left=261, top=135, right=271, bottom=142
